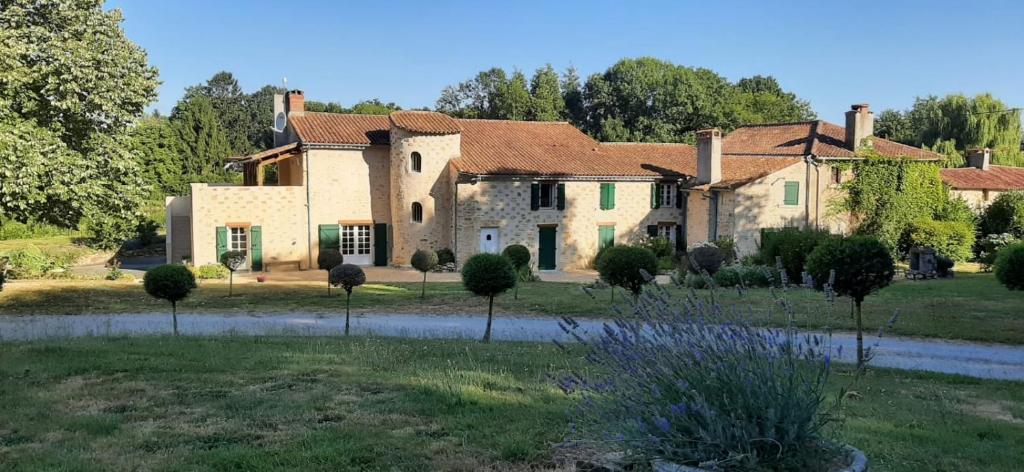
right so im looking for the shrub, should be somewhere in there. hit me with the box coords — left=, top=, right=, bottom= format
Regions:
left=461, top=253, right=517, bottom=342
left=904, top=218, right=975, bottom=262
left=994, top=242, right=1024, bottom=290
left=759, top=227, right=835, bottom=282
left=739, top=265, right=776, bottom=288
left=0, top=257, right=8, bottom=292
left=317, top=249, right=344, bottom=296
left=683, top=272, right=708, bottom=289
left=558, top=285, right=840, bottom=470
left=219, top=250, right=247, bottom=296
left=805, top=236, right=895, bottom=367
left=977, top=233, right=1019, bottom=271
left=641, top=236, right=675, bottom=259
left=411, top=249, right=439, bottom=299
left=595, top=245, right=658, bottom=298
left=2, top=246, right=58, bottom=279
left=980, top=191, right=1024, bottom=237
left=712, top=265, right=741, bottom=287
left=81, top=210, right=138, bottom=250
left=435, top=247, right=456, bottom=266
left=711, top=237, right=737, bottom=265
left=191, top=263, right=228, bottom=280
left=135, top=219, right=160, bottom=246
left=0, top=220, right=80, bottom=240
left=502, top=244, right=531, bottom=299
left=684, top=243, right=724, bottom=275
left=143, top=264, right=197, bottom=335
left=695, top=265, right=776, bottom=290
left=329, top=264, right=367, bottom=335
left=935, top=255, right=954, bottom=278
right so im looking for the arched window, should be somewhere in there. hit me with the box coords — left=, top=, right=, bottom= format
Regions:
left=411, top=202, right=423, bottom=223
left=411, top=152, right=422, bottom=172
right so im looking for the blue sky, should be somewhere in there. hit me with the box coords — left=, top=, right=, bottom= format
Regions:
left=107, top=0, right=1024, bottom=124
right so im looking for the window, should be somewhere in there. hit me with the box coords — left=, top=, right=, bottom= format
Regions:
left=831, top=167, right=842, bottom=185
left=657, top=224, right=676, bottom=243
left=659, top=184, right=676, bottom=208
left=539, top=182, right=557, bottom=209
left=411, top=152, right=422, bottom=172
left=230, top=227, right=248, bottom=256
left=411, top=202, right=423, bottom=223
left=599, top=183, right=616, bottom=210
left=598, top=225, right=615, bottom=250
left=341, top=225, right=371, bottom=256
left=783, top=181, right=800, bottom=206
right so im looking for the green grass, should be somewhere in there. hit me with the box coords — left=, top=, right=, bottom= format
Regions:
left=3, top=272, right=1024, bottom=344
left=0, top=336, right=1020, bottom=471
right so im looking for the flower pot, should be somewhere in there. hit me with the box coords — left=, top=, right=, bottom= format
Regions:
left=256, top=275, right=267, bottom=283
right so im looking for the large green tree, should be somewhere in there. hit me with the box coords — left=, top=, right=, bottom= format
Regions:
left=495, top=70, right=531, bottom=121
left=562, top=67, right=586, bottom=126
left=245, top=85, right=286, bottom=150
left=731, top=75, right=814, bottom=124
left=185, top=72, right=253, bottom=155
left=436, top=68, right=508, bottom=118
left=0, top=0, right=157, bottom=245
left=876, top=94, right=1024, bottom=167
left=170, top=94, right=232, bottom=183
left=529, top=64, right=566, bottom=121
left=131, top=115, right=185, bottom=196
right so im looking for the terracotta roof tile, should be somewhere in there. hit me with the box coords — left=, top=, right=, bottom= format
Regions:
left=600, top=143, right=803, bottom=189
left=290, top=112, right=390, bottom=145
left=724, top=120, right=944, bottom=160
left=940, top=166, right=1024, bottom=191
left=389, top=111, right=461, bottom=134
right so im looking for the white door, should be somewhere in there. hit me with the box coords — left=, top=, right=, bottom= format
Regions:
left=341, top=225, right=372, bottom=265
left=479, top=228, right=499, bottom=254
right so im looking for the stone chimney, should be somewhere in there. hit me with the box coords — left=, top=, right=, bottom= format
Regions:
left=697, top=128, right=722, bottom=185
left=967, top=148, right=991, bottom=170
left=285, top=90, right=305, bottom=115
left=845, top=103, right=874, bottom=151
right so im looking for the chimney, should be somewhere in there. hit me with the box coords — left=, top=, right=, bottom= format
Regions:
left=845, top=103, right=874, bottom=151
left=285, top=90, right=305, bottom=115
left=697, top=128, right=722, bottom=185
left=967, top=148, right=991, bottom=170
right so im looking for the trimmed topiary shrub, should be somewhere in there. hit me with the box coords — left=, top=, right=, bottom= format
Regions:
left=935, top=255, right=955, bottom=278
left=502, top=244, right=531, bottom=299
left=143, top=264, right=197, bottom=336
left=980, top=191, right=1024, bottom=238
left=329, top=264, right=367, bottom=335
left=318, top=249, right=344, bottom=296
left=759, top=227, right=835, bottom=282
left=712, top=265, right=741, bottom=287
left=805, top=236, right=895, bottom=368
left=435, top=248, right=456, bottom=266
left=596, top=245, right=658, bottom=298
left=684, top=243, right=724, bottom=275
left=411, top=249, right=439, bottom=299
left=740, top=265, right=776, bottom=288
left=904, top=218, right=975, bottom=262
left=994, top=242, right=1024, bottom=290
left=219, top=250, right=246, bottom=296
left=461, top=253, right=517, bottom=342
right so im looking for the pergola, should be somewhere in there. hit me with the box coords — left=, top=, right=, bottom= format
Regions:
left=230, top=142, right=302, bottom=186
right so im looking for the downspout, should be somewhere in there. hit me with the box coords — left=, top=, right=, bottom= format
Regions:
left=453, top=182, right=459, bottom=270
left=304, top=148, right=312, bottom=270
left=804, top=155, right=813, bottom=229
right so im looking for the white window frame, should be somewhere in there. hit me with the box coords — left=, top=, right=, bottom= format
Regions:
left=341, top=225, right=371, bottom=257
left=539, top=182, right=558, bottom=209
left=659, top=183, right=676, bottom=208
left=229, top=226, right=249, bottom=269
left=657, top=224, right=676, bottom=243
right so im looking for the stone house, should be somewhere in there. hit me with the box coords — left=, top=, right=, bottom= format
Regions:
left=940, top=148, right=1024, bottom=209
left=165, top=94, right=942, bottom=271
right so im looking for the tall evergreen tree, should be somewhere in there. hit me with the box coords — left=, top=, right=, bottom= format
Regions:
left=170, top=94, right=232, bottom=182
left=528, top=65, right=565, bottom=121
left=131, top=115, right=186, bottom=196
left=185, top=72, right=253, bottom=155
left=245, top=85, right=286, bottom=150
left=495, top=70, right=531, bottom=121
left=562, top=67, right=586, bottom=125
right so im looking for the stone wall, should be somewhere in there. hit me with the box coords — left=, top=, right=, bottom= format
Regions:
left=389, top=128, right=460, bottom=265
left=733, top=162, right=809, bottom=255
left=952, top=189, right=999, bottom=210
left=189, top=184, right=307, bottom=268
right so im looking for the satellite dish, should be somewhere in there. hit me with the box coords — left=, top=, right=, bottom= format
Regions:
left=273, top=112, right=287, bottom=132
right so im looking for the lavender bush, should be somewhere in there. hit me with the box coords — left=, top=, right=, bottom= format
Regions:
left=557, top=277, right=845, bottom=470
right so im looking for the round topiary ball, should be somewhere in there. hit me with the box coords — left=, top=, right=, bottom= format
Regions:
left=219, top=250, right=247, bottom=271
left=317, top=249, right=344, bottom=271
left=144, top=264, right=197, bottom=303
left=411, top=249, right=439, bottom=273
left=329, top=264, right=366, bottom=292
left=994, top=241, right=1024, bottom=290
left=804, top=236, right=894, bottom=301
left=596, top=245, right=658, bottom=296
left=502, top=244, right=531, bottom=269
left=461, top=253, right=517, bottom=296
left=685, top=245, right=725, bottom=275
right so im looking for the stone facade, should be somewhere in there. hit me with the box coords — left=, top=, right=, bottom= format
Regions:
left=951, top=189, right=1000, bottom=210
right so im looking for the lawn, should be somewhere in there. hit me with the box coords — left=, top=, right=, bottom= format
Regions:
left=2, top=272, right=1023, bottom=344
left=0, top=336, right=1021, bottom=471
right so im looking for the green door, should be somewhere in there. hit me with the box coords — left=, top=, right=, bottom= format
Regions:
left=598, top=225, right=614, bottom=250
left=249, top=226, right=263, bottom=271
left=538, top=226, right=557, bottom=270
left=318, top=224, right=340, bottom=252
left=373, top=223, right=388, bottom=266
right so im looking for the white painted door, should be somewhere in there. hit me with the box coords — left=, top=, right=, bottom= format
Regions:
left=479, top=228, right=499, bottom=254
left=341, top=225, right=372, bottom=265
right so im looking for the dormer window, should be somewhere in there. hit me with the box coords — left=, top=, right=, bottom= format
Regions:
left=411, top=152, right=422, bottom=172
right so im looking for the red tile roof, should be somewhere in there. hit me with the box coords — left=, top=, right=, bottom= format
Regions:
left=724, top=121, right=944, bottom=160
left=290, top=113, right=391, bottom=145
left=940, top=166, right=1024, bottom=191
left=599, top=143, right=802, bottom=189
left=389, top=111, right=461, bottom=134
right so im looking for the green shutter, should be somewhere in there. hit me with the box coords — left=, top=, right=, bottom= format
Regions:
left=373, top=223, right=388, bottom=266
left=556, top=183, right=566, bottom=210
left=215, top=226, right=227, bottom=262
left=530, top=183, right=540, bottom=211
left=650, top=183, right=660, bottom=209
left=599, top=184, right=608, bottom=210
left=598, top=225, right=615, bottom=250
left=647, top=225, right=658, bottom=237
left=600, top=183, right=616, bottom=210
left=674, top=224, right=684, bottom=252
left=250, top=226, right=263, bottom=271
left=609, top=183, right=616, bottom=209
left=318, top=224, right=340, bottom=251
left=784, top=181, right=800, bottom=206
